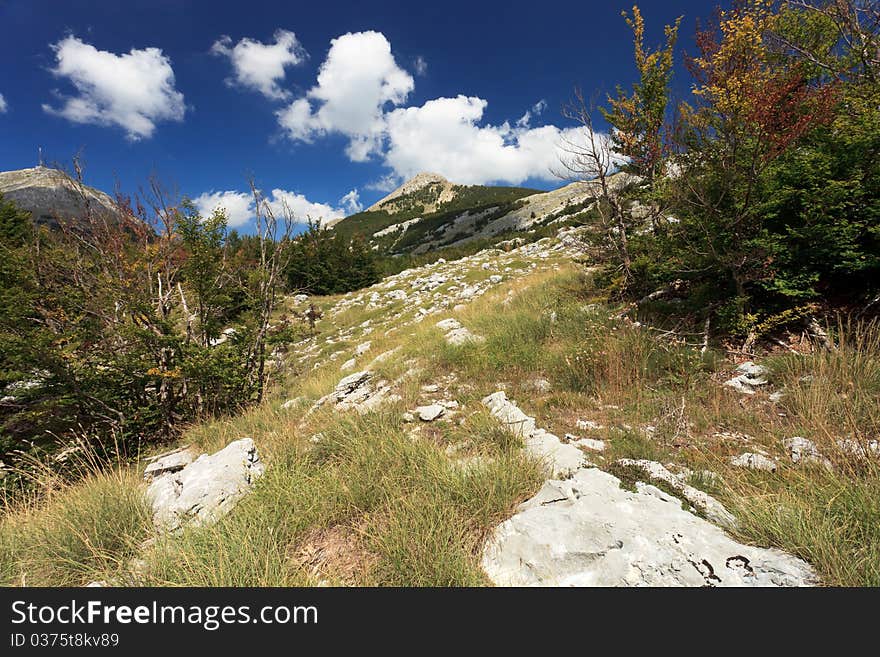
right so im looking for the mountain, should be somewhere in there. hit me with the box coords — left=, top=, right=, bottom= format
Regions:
left=332, top=172, right=630, bottom=255
left=0, top=166, right=123, bottom=227
left=366, top=172, right=458, bottom=214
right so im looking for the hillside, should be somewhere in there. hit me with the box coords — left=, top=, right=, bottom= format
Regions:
left=331, top=172, right=633, bottom=256
left=0, top=166, right=124, bottom=227
left=3, top=223, right=876, bottom=587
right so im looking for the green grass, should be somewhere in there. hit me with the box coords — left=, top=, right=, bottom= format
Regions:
left=0, top=467, right=151, bottom=586
left=140, top=410, right=542, bottom=586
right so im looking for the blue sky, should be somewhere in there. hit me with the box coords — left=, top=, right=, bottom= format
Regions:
left=0, top=0, right=720, bottom=230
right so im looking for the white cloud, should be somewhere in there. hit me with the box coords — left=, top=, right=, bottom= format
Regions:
left=42, top=35, right=185, bottom=140
left=193, top=187, right=354, bottom=228
left=517, top=99, right=547, bottom=128
left=211, top=29, right=305, bottom=100
left=365, top=173, right=403, bottom=193
left=0, top=93, right=7, bottom=113
left=414, top=56, right=427, bottom=76
left=382, top=95, right=588, bottom=185
left=339, top=189, right=362, bottom=214
left=277, top=31, right=414, bottom=161
left=192, top=190, right=255, bottom=228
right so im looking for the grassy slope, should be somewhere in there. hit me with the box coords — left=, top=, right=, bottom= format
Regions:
left=2, top=241, right=878, bottom=586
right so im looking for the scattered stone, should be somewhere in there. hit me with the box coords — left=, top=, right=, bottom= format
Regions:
left=724, top=361, right=769, bottom=395
left=768, top=390, right=786, bottom=403
left=340, top=358, right=356, bottom=371
left=402, top=412, right=415, bottom=423
left=143, top=446, right=196, bottom=481
left=292, top=294, right=309, bottom=304
left=482, top=468, right=815, bottom=587
left=489, top=275, right=503, bottom=284
left=439, top=399, right=459, bottom=410
left=445, top=327, right=485, bottom=345
left=729, top=452, right=777, bottom=472
left=529, top=378, right=552, bottom=393
left=421, top=384, right=440, bottom=393
left=436, top=318, right=462, bottom=331
left=615, top=458, right=737, bottom=529
left=355, top=341, right=371, bottom=356
left=416, top=404, right=446, bottom=422
left=784, top=436, right=831, bottom=468
left=576, top=419, right=604, bottom=432
left=147, top=438, right=265, bottom=532
left=836, top=438, right=880, bottom=459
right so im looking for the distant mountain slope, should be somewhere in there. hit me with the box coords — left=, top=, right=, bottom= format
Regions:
left=332, top=172, right=633, bottom=256
left=332, top=175, right=542, bottom=253
left=0, top=166, right=123, bottom=227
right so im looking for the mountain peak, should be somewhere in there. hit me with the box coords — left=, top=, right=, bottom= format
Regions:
left=366, top=172, right=454, bottom=213
left=0, top=165, right=122, bottom=227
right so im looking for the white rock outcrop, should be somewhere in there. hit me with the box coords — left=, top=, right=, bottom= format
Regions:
left=482, top=391, right=586, bottom=478
left=615, top=459, right=737, bottom=529
left=482, top=467, right=816, bottom=587
left=147, top=438, right=265, bottom=532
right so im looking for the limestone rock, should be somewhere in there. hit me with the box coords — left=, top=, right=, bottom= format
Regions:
left=724, top=361, right=769, bottom=395
left=147, top=438, right=265, bottom=532
left=615, top=459, right=737, bottom=529
left=482, top=468, right=816, bottom=587
left=482, top=391, right=586, bottom=478
left=416, top=404, right=445, bottom=422
left=729, top=452, right=777, bottom=472
left=143, top=446, right=196, bottom=481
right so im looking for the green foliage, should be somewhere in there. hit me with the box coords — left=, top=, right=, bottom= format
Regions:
left=595, top=2, right=880, bottom=334
left=285, top=221, right=380, bottom=295
left=0, top=193, right=290, bottom=493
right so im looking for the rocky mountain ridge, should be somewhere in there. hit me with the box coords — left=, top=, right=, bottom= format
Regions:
left=0, top=166, right=123, bottom=227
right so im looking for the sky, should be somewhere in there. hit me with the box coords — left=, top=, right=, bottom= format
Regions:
left=0, top=0, right=722, bottom=231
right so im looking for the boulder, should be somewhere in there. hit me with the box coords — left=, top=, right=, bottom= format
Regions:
left=482, top=468, right=816, bottom=587
left=147, top=438, right=265, bottom=532
left=143, top=446, right=196, bottom=481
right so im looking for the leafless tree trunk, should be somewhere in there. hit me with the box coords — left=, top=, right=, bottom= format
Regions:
left=246, top=180, right=295, bottom=401
left=556, top=89, right=633, bottom=286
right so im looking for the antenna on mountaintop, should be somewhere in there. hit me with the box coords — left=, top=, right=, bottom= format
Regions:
left=38, top=147, right=43, bottom=167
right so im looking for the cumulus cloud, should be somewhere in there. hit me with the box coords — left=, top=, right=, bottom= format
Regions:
left=382, top=95, right=589, bottom=185
left=193, top=187, right=358, bottom=228
left=276, top=31, right=414, bottom=161
left=0, top=94, right=7, bottom=113
left=192, top=190, right=255, bottom=228
left=211, top=29, right=305, bottom=100
left=42, top=35, right=185, bottom=140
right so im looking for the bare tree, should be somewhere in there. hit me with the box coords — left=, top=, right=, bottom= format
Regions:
left=245, top=180, right=296, bottom=401
left=556, top=89, right=633, bottom=286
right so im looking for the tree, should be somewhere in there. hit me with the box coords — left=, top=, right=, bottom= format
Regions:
left=602, top=6, right=681, bottom=190
left=668, top=0, right=837, bottom=321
